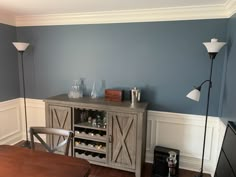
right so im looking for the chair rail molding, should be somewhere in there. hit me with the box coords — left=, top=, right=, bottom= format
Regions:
left=0, top=98, right=226, bottom=175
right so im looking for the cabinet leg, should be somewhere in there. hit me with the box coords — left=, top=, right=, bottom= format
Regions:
left=135, top=168, right=141, bottom=177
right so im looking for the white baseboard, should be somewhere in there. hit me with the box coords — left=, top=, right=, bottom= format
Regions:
left=0, top=98, right=227, bottom=175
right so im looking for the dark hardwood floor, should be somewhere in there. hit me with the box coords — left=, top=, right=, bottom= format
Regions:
left=14, top=141, right=211, bottom=177
left=89, top=164, right=210, bottom=177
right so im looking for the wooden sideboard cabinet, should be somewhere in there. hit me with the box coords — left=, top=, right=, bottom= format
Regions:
left=44, top=94, right=148, bottom=177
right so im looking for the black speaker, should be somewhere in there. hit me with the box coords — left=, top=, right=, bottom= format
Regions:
left=152, top=146, right=180, bottom=177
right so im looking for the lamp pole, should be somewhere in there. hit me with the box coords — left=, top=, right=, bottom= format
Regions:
left=199, top=58, right=214, bottom=177
left=20, top=51, right=30, bottom=148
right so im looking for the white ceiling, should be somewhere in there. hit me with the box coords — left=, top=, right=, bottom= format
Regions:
left=0, top=0, right=228, bottom=16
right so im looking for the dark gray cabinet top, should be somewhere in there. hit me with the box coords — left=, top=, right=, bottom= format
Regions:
left=44, top=94, right=148, bottom=113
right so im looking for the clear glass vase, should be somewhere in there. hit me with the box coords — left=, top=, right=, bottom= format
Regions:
left=98, top=80, right=106, bottom=98
left=78, top=78, right=85, bottom=97
left=91, top=81, right=98, bottom=99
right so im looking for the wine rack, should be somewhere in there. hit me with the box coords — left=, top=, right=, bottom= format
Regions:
left=73, top=108, right=107, bottom=164
left=75, top=149, right=106, bottom=163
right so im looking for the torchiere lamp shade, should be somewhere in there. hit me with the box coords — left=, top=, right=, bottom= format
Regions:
left=12, top=42, right=29, bottom=52
left=186, top=88, right=201, bottom=102
left=203, top=38, right=226, bottom=53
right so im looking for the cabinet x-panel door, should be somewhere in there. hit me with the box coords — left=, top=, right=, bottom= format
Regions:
left=108, top=112, right=137, bottom=170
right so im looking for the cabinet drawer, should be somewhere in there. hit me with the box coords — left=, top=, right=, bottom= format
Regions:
left=215, top=151, right=235, bottom=177
left=222, top=126, right=236, bottom=174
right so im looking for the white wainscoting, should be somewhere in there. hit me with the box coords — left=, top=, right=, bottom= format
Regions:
left=0, top=99, right=22, bottom=145
left=146, top=111, right=227, bottom=176
left=0, top=98, right=227, bottom=175
left=19, top=98, right=46, bottom=140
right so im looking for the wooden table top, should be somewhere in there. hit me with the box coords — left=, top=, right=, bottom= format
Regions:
left=0, top=145, right=90, bottom=177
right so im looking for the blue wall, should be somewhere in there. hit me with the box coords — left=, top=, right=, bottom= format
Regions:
left=0, top=23, right=19, bottom=101
left=221, top=14, right=236, bottom=121
left=16, top=19, right=227, bottom=116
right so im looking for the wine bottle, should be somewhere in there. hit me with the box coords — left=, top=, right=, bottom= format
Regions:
left=98, top=154, right=105, bottom=159
left=85, top=151, right=91, bottom=156
left=78, top=150, right=84, bottom=154
left=91, top=152, right=97, bottom=157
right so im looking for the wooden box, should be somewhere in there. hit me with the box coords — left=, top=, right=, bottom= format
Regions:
left=105, top=89, right=124, bottom=102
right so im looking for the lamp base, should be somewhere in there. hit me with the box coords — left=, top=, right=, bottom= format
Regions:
left=21, top=140, right=31, bottom=149
left=195, top=172, right=208, bottom=177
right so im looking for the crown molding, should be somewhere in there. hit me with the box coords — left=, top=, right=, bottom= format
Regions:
left=225, top=0, right=236, bottom=17
left=0, top=12, right=15, bottom=26
left=15, top=4, right=227, bottom=27
left=1, top=1, right=236, bottom=27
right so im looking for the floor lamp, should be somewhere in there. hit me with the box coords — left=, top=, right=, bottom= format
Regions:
left=13, top=42, right=31, bottom=148
left=186, top=38, right=226, bottom=177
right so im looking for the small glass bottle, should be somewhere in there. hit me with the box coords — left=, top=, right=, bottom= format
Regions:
left=92, top=118, right=97, bottom=127
left=79, top=78, right=85, bottom=97
left=103, top=117, right=107, bottom=128
left=97, top=115, right=102, bottom=128
left=88, top=117, right=92, bottom=124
